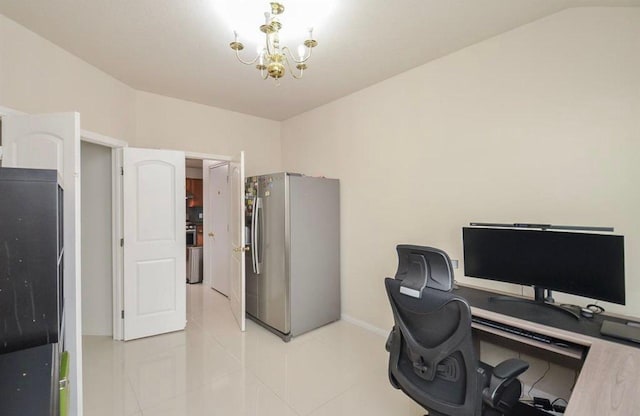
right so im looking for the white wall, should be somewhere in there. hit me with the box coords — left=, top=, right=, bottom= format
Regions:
left=134, top=91, right=282, bottom=177
left=0, top=14, right=136, bottom=141
left=81, top=141, right=113, bottom=336
left=186, top=167, right=203, bottom=179
left=281, top=8, right=640, bottom=331
left=0, top=14, right=283, bottom=177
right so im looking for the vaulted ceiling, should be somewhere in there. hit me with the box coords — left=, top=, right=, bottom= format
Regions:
left=1, top=0, right=638, bottom=120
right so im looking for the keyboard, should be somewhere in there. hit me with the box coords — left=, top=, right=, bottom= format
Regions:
left=472, top=316, right=554, bottom=344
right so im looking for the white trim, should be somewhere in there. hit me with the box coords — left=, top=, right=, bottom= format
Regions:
left=81, top=129, right=128, bottom=148
left=341, top=314, right=389, bottom=338
left=206, top=160, right=229, bottom=169
left=185, top=150, right=232, bottom=162
left=0, top=106, right=26, bottom=116
left=1, top=104, right=128, bottom=148
left=112, top=149, right=124, bottom=340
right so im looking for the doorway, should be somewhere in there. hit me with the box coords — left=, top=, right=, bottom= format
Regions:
left=81, top=141, right=113, bottom=336
left=186, top=157, right=231, bottom=296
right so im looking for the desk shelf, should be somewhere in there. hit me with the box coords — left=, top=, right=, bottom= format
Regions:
left=471, top=321, right=586, bottom=361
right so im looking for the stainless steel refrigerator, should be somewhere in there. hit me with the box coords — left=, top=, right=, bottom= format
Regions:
left=245, top=173, right=340, bottom=341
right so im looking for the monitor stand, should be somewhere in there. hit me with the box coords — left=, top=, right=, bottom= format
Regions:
left=489, top=286, right=580, bottom=320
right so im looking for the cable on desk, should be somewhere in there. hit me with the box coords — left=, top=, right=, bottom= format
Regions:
left=551, top=397, right=568, bottom=406
left=570, top=369, right=578, bottom=393
left=527, top=361, right=551, bottom=399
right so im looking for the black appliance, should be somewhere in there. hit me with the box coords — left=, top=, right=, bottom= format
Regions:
left=0, top=167, right=64, bottom=416
left=462, top=227, right=625, bottom=304
left=186, top=224, right=197, bottom=246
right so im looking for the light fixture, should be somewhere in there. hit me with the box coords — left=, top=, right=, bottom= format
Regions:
left=229, top=2, right=318, bottom=82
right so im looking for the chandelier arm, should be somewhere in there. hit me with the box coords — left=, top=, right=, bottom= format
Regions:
left=282, top=46, right=312, bottom=64
left=283, top=55, right=304, bottom=79
left=234, top=48, right=260, bottom=66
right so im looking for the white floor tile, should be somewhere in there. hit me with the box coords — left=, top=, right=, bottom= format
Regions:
left=83, top=284, right=406, bottom=416
left=82, top=336, right=141, bottom=416
left=308, top=369, right=425, bottom=416
left=141, top=370, right=298, bottom=416
left=125, top=332, right=242, bottom=409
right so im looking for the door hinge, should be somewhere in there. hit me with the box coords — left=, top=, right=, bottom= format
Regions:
left=121, top=310, right=124, bottom=319
left=120, top=238, right=124, bottom=247
left=120, top=166, right=124, bottom=175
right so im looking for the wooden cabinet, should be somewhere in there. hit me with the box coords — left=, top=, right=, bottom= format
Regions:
left=186, top=178, right=203, bottom=208
left=196, top=224, right=204, bottom=246
left=186, top=178, right=203, bottom=246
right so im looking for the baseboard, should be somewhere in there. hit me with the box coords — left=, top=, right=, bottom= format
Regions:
left=341, top=314, right=389, bottom=338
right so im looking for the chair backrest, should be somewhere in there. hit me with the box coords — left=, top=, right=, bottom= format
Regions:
left=386, top=245, right=483, bottom=416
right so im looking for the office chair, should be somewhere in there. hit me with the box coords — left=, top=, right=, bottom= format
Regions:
left=385, top=245, right=529, bottom=416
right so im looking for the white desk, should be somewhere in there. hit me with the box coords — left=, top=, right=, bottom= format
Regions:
left=458, top=284, right=640, bottom=416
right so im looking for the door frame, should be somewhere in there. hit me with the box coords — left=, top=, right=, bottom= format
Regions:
left=188, top=152, right=231, bottom=291
left=77, top=130, right=129, bottom=340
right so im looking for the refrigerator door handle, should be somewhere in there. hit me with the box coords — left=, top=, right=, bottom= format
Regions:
left=251, top=196, right=258, bottom=274
left=254, top=197, right=263, bottom=274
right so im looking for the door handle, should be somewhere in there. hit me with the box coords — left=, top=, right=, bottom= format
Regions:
left=254, top=197, right=263, bottom=275
left=251, top=196, right=258, bottom=274
left=208, top=232, right=215, bottom=237
left=233, top=246, right=249, bottom=252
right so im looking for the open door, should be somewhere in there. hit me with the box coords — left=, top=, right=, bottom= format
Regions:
left=2, top=113, right=83, bottom=416
left=203, top=161, right=230, bottom=295
left=121, top=147, right=186, bottom=340
left=229, top=151, right=246, bottom=331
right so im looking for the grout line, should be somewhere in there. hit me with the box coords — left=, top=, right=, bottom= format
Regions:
left=124, top=372, right=144, bottom=416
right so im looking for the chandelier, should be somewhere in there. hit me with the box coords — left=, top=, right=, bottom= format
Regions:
left=229, top=2, right=318, bottom=82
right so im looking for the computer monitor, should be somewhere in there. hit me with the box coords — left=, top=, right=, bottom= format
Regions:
left=462, top=227, right=625, bottom=304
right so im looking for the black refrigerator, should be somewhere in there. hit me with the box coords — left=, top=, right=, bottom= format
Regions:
left=0, top=167, right=65, bottom=416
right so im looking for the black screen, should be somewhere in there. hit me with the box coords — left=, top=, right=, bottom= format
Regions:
left=462, top=227, right=625, bottom=304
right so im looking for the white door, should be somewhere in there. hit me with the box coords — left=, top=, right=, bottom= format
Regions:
left=2, top=113, right=83, bottom=416
left=229, top=152, right=246, bottom=331
left=203, top=162, right=230, bottom=295
left=122, top=147, right=186, bottom=340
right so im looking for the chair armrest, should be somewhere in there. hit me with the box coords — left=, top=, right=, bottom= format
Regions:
left=493, top=358, right=529, bottom=379
left=482, top=358, right=529, bottom=410
left=385, top=327, right=396, bottom=352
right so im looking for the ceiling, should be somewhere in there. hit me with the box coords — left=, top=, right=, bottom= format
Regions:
left=1, top=0, right=639, bottom=121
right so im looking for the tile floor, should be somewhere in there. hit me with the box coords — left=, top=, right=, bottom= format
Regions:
left=82, top=284, right=424, bottom=416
